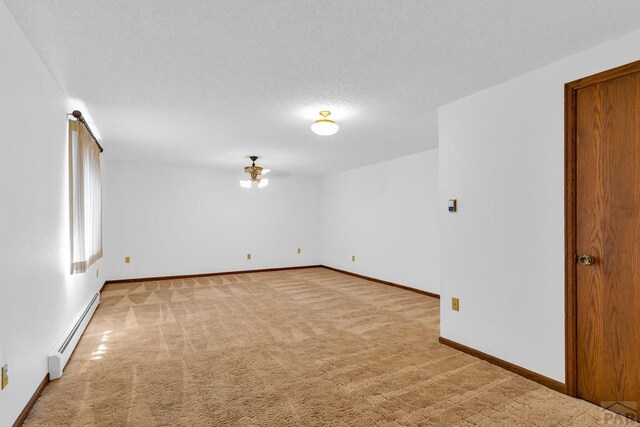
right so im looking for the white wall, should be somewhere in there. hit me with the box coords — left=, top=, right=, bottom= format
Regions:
left=321, top=150, right=440, bottom=294
left=104, top=162, right=321, bottom=280
left=439, top=29, right=640, bottom=382
left=0, top=3, right=104, bottom=425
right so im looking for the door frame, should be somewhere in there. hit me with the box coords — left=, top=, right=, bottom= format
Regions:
left=564, top=59, right=640, bottom=397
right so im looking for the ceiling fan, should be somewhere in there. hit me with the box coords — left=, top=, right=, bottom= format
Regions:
left=240, top=156, right=269, bottom=188
left=239, top=156, right=292, bottom=189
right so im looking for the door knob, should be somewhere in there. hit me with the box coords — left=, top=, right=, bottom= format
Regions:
left=578, top=255, right=595, bottom=265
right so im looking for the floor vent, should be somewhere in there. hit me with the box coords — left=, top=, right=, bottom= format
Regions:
left=48, top=292, right=100, bottom=379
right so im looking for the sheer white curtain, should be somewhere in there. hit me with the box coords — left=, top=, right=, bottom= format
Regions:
left=69, top=120, right=102, bottom=274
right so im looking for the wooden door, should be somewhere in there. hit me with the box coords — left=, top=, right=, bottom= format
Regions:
left=571, top=65, right=640, bottom=420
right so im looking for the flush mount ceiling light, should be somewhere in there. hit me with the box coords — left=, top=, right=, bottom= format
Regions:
left=310, top=111, right=339, bottom=136
left=240, top=156, right=269, bottom=189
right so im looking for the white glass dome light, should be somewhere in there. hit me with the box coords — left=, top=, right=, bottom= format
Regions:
left=311, top=111, right=339, bottom=136
left=239, top=178, right=269, bottom=189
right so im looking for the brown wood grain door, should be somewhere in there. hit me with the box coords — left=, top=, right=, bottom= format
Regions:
left=574, top=69, right=640, bottom=420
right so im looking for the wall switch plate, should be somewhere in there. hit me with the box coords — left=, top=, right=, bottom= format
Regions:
left=247, top=253, right=252, bottom=260
left=448, top=199, right=457, bottom=213
left=352, top=255, right=356, bottom=262
left=124, top=256, right=131, bottom=264
left=451, top=297, right=460, bottom=311
left=1, top=364, right=8, bottom=390
left=297, top=248, right=302, bottom=254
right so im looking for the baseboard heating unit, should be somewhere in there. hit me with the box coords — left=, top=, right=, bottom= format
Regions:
left=48, top=292, right=100, bottom=379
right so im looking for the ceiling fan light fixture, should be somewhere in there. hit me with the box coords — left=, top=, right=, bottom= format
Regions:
left=240, top=156, right=269, bottom=189
left=311, top=111, right=339, bottom=136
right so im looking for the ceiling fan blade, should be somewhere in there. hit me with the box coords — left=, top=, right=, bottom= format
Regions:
left=261, top=170, right=291, bottom=179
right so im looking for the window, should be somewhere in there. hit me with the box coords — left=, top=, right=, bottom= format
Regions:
left=69, top=120, right=102, bottom=274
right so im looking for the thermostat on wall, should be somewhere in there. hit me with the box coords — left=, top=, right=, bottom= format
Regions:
left=448, top=199, right=457, bottom=213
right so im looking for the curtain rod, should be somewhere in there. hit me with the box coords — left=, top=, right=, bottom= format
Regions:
left=70, top=110, right=104, bottom=153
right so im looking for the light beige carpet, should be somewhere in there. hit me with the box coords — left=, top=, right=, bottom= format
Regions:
left=25, top=267, right=634, bottom=426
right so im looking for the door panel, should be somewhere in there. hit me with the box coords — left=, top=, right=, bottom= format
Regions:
left=576, top=71, right=640, bottom=420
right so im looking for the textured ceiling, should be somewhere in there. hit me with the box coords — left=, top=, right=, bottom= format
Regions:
left=5, top=1, right=640, bottom=174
